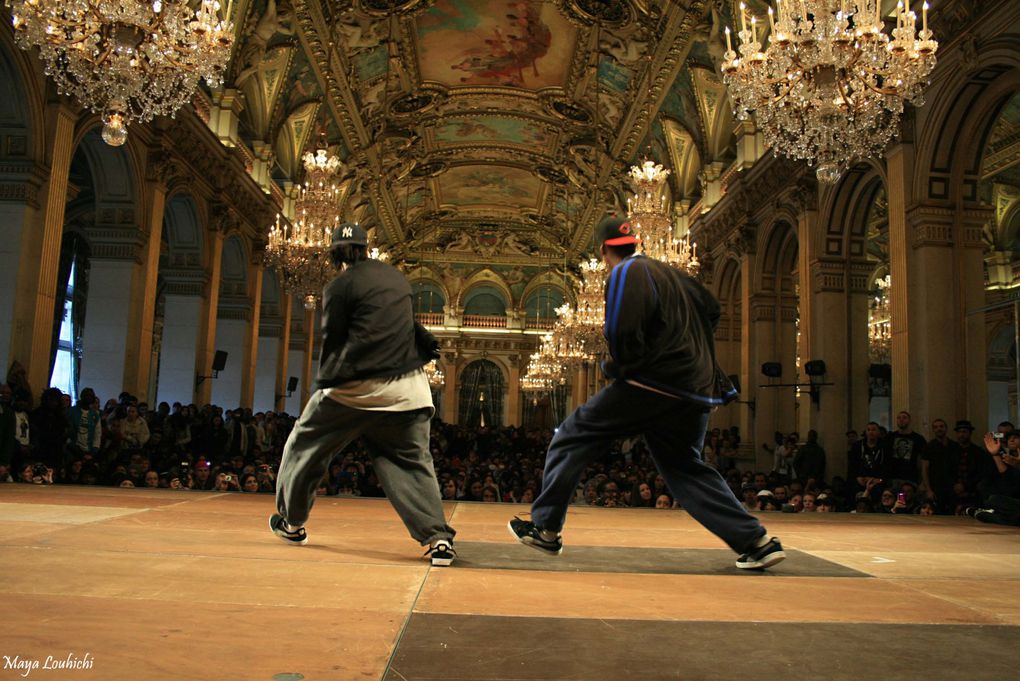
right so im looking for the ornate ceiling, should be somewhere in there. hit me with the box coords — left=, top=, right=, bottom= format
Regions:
left=225, top=0, right=739, bottom=275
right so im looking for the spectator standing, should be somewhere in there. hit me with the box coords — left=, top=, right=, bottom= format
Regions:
left=886, top=411, right=927, bottom=483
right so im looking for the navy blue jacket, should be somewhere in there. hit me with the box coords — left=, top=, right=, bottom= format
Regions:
left=602, top=253, right=737, bottom=406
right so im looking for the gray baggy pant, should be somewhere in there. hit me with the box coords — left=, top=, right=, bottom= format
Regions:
left=275, top=389, right=455, bottom=546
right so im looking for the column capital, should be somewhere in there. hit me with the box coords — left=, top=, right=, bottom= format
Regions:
left=88, top=225, right=146, bottom=263
left=906, top=203, right=992, bottom=249
left=163, top=268, right=207, bottom=297
left=0, top=161, right=47, bottom=208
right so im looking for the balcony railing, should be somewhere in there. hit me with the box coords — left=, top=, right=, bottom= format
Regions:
left=415, top=312, right=444, bottom=326
left=524, top=317, right=556, bottom=330
left=461, top=314, right=507, bottom=329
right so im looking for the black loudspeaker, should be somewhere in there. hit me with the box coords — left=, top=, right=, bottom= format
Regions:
left=212, top=350, right=228, bottom=372
left=804, top=360, right=827, bottom=377
left=286, top=376, right=299, bottom=392
left=761, top=362, right=783, bottom=378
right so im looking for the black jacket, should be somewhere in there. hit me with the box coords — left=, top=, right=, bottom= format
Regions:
left=601, top=254, right=736, bottom=406
left=316, top=258, right=439, bottom=389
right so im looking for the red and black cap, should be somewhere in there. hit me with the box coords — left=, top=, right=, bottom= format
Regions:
left=595, top=216, right=640, bottom=247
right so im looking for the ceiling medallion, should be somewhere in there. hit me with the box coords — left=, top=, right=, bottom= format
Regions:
left=559, top=0, right=631, bottom=27
left=410, top=160, right=448, bottom=178
left=392, top=91, right=437, bottom=115
left=550, top=99, right=592, bottom=123
left=359, top=0, right=433, bottom=17
left=536, top=166, right=569, bottom=185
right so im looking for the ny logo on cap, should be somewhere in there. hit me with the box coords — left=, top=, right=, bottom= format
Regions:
left=342, top=226, right=353, bottom=238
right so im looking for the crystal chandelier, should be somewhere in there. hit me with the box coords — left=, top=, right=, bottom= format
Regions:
left=423, top=359, right=444, bottom=388
left=721, top=0, right=937, bottom=183
left=7, top=0, right=234, bottom=146
left=264, top=147, right=344, bottom=310
left=868, top=274, right=891, bottom=363
left=548, top=258, right=608, bottom=368
left=627, top=160, right=700, bottom=275
left=521, top=333, right=566, bottom=393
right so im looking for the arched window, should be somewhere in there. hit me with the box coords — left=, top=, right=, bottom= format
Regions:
left=523, top=285, right=564, bottom=321
left=412, top=282, right=445, bottom=314
left=463, top=285, right=506, bottom=316
left=50, top=233, right=91, bottom=396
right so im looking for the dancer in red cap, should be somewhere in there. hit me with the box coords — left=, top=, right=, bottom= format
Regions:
left=509, top=216, right=785, bottom=570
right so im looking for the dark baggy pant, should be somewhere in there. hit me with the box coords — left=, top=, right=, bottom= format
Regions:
left=276, top=390, right=455, bottom=545
left=530, top=380, right=765, bottom=554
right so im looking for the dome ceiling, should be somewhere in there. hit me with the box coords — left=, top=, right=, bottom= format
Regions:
left=229, top=0, right=729, bottom=272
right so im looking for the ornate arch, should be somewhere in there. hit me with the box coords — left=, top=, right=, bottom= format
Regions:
left=0, top=24, right=46, bottom=164
left=460, top=268, right=513, bottom=310
left=519, top=271, right=572, bottom=311
left=914, top=36, right=1020, bottom=203
left=817, top=162, right=886, bottom=261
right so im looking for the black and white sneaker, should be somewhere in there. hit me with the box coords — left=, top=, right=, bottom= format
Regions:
left=269, top=513, right=307, bottom=545
left=735, top=536, right=785, bottom=569
left=974, top=509, right=999, bottom=524
left=425, top=540, right=456, bottom=567
left=508, top=517, right=563, bottom=556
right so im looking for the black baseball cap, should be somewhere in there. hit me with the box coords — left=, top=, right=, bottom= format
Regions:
left=954, top=420, right=974, bottom=432
left=330, top=222, right=368, bottom=248
left=595, top=216, right=640, bottom=247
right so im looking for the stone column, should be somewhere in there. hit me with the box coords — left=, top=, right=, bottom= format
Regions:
left=7, top=102, right=75, bottom=392
left=80, top=217, right=153, bottom=402
left=121, top=176, right=167, bottom=399
left=157, top=270, right=206, bottom=406
left=240, top=261, right=264, bottom=408
left=273, top=293, right=293, bottom=412
left=300, top=306, right=315, bottom=409
left=506, top=353, right=522, bottom=426
left=441, top=351, right=459, bottom=424
left=193, top=228, right=224, bottom=405
left=888, top=142, right=989, bottom=431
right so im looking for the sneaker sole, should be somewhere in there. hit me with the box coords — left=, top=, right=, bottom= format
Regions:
left=507, top=520, right=563, bottom=556
left=431, top=556, right=454, bottom=567
left=736, top=550, right=786, bottom=570
left=269, top=514, right=308, bottom=546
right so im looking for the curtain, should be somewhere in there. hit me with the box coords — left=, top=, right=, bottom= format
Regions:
left=457, top=360, right=506, bottom=427
left=48, top=232, right=90, bottom=396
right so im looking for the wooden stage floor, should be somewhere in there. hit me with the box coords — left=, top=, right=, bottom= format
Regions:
left=1, top=485, right=1018, bottom=680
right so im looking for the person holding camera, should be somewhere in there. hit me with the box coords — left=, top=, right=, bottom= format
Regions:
left=968, top=430, right=1020, bottom=525
left=270, top=223, right=457, bottom=566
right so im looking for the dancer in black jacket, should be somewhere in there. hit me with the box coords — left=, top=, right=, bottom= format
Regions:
left=270, top=223, right=456, bottom=566
left=509, top=216, right=784, bottom=569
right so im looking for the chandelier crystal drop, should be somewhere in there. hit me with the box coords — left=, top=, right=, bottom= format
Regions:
left=423, top=360, right=445, bottom=388
left=264, top=146, right=345, bottom=310
left=521, top=333, right=566, bottom=393
left=626, top=160, right=700, bottom=275
left=721, top=0, right=937, bottom=183
left=868, top=274, right=891, bottom=363
left=7, top=0, right=235, bottom=146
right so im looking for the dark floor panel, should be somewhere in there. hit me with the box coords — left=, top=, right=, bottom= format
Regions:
left=385, top=614, right=1016, bottom=681
left=452, top=541, right=867, bottom=577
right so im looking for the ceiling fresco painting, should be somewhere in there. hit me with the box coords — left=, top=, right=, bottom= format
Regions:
left=433, top=115, right=555, bottom=147
left=416, top=0, right=576, bottom=89
left=439, top=165, right=542, bottom=209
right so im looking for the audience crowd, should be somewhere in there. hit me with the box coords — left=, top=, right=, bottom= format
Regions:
left=1, top=378, right=1018, bottom=526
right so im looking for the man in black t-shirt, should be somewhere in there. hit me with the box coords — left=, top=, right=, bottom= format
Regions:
left=886, top=411, right=927, bottom=483
left=848, top=422, right=890, bottom=503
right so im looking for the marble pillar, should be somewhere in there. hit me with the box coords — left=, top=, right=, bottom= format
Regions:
left=273, top=294, right=293, bottom=413
left=194, top=229, right=224, bottom=405
left=239, top=263, right=264, bottom=409
left=8, top=102, right=75, bottom=392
